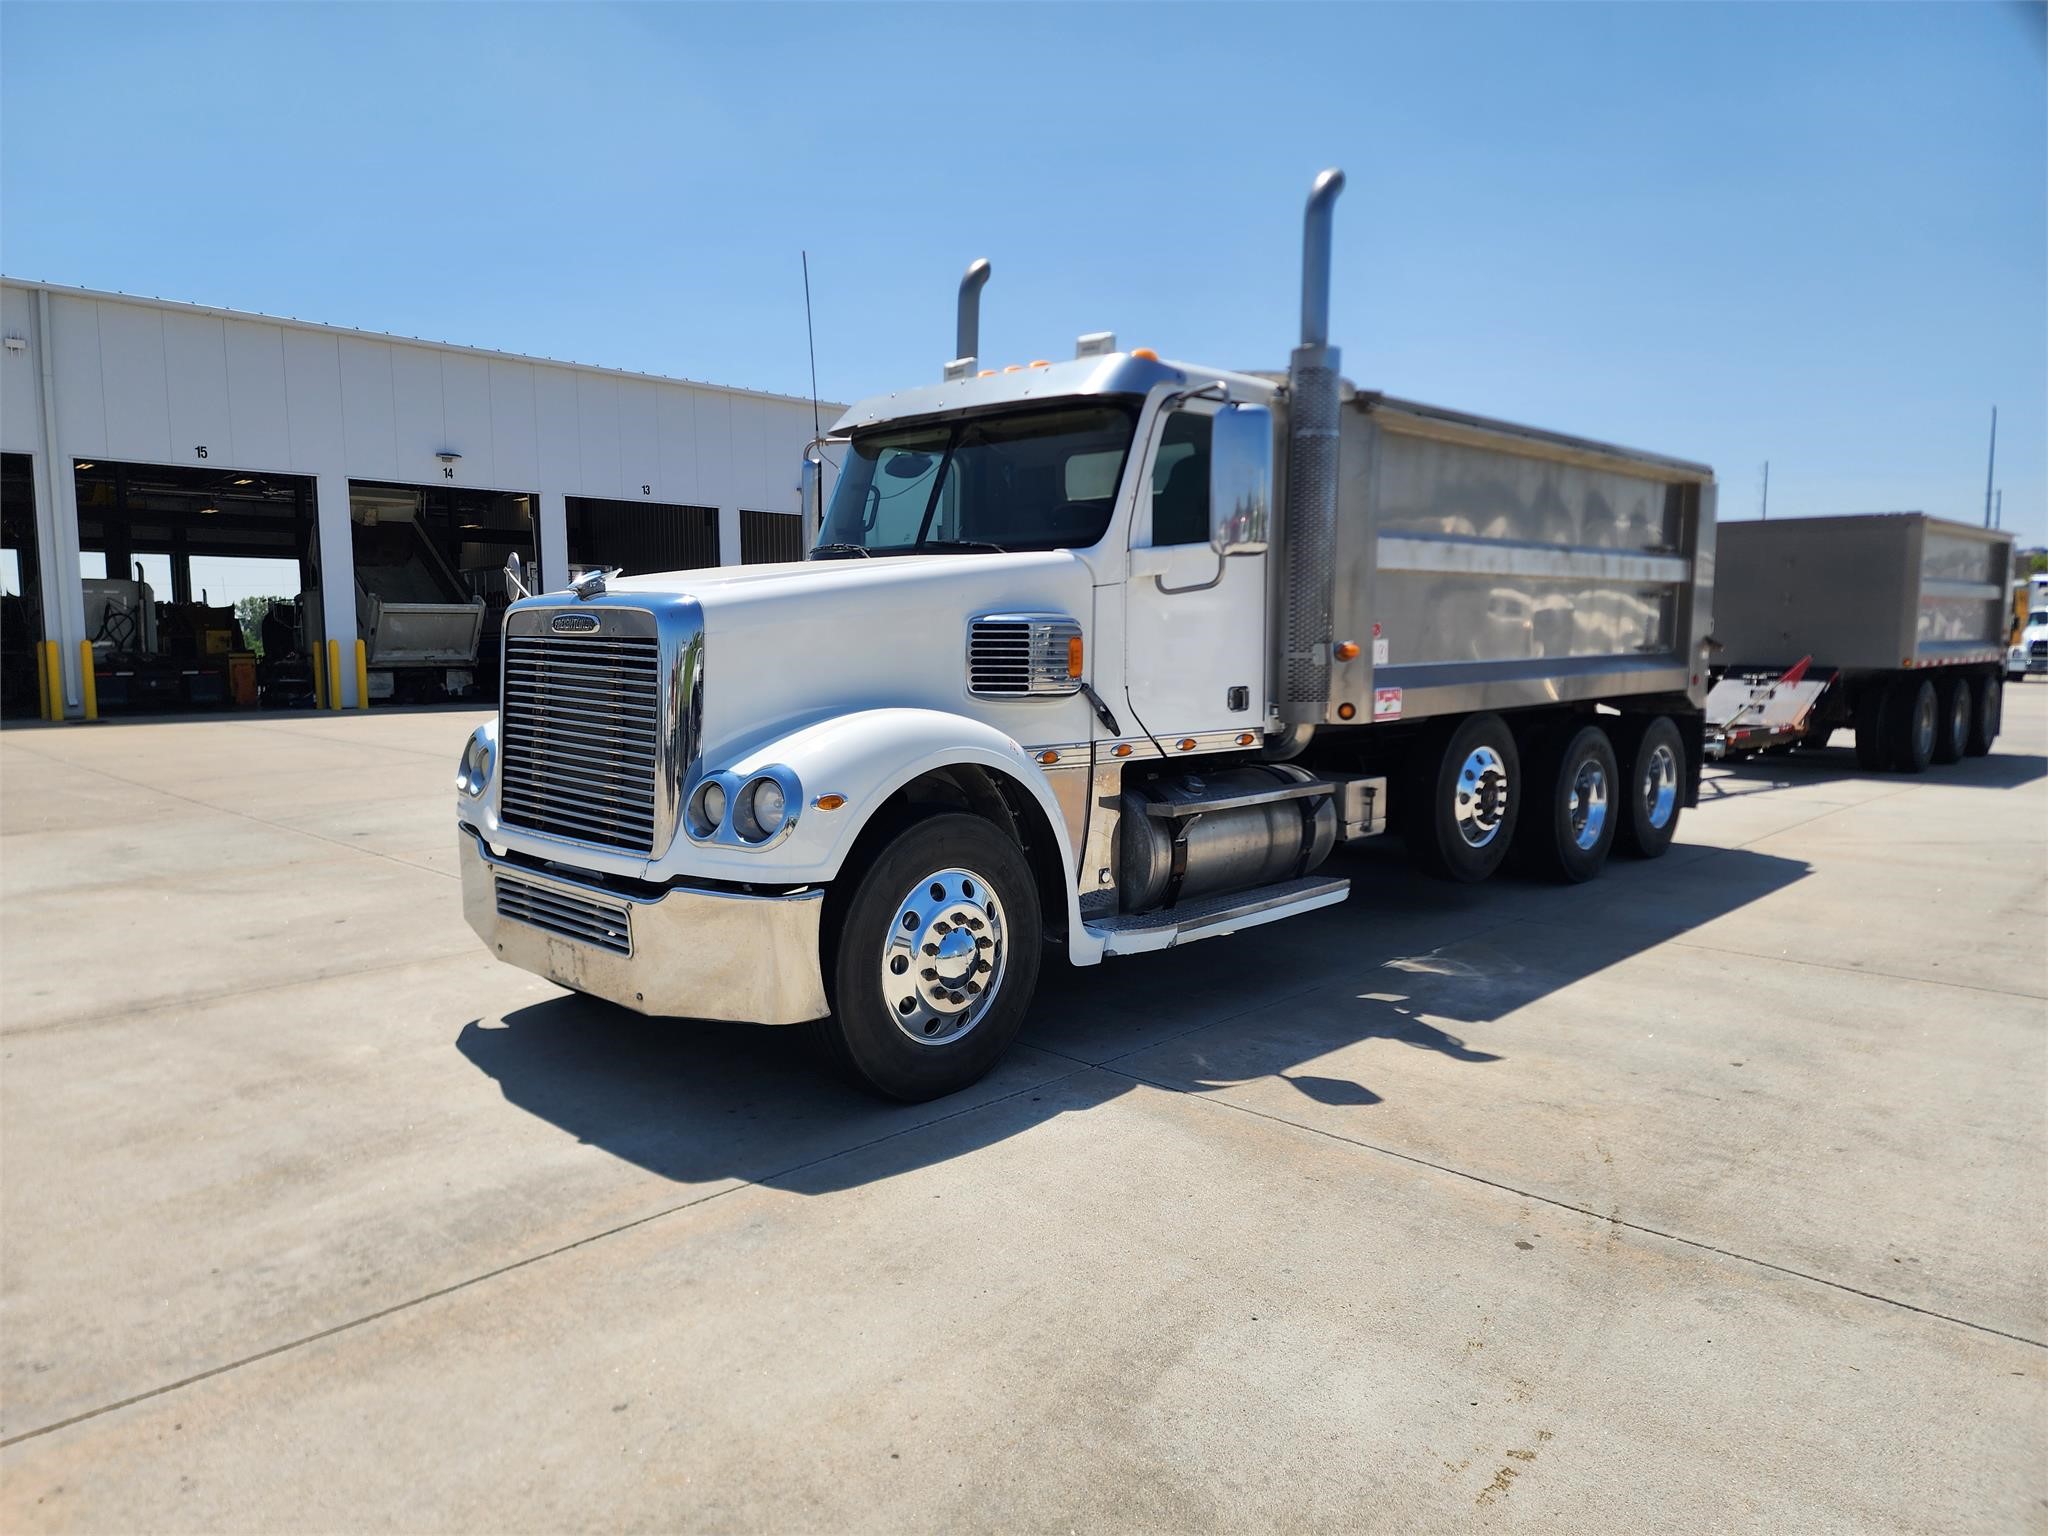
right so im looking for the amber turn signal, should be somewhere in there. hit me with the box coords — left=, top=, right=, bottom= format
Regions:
left=813, top=794, right=847, bottom=811
left=1067, top=635, right=1084, bottom=678
left=1131, top=347, right=1159, bottom=361
left=1336, top=703, right=1357, bottom=720
left=1112, top=744, right=1133, bottom=758
left=1176, top=738, right=1197, bottom=751
left=1334, top=641, right=1360, bottom=661
left=1236, top=732, right=1256, bottom=746
left=1036, top=750, right=1060, bottom=765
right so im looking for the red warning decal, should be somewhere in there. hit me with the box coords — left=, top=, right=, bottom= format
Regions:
left=1372, top=687, right=1402, bottom=721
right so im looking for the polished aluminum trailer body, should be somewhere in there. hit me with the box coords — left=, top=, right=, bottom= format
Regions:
left=1282, top=390, right=1716, bottom=727
left=1712, top=514, right=2013, bottom=673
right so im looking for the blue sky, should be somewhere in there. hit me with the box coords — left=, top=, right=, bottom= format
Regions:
left=4, top=2, right=2043, bottom=544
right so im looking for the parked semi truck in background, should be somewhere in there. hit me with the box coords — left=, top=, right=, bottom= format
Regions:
left=2012, top=572, right=2048, bottom=683
left=455, top=168, right=1718, bottom=1100
left=1706, top=514, right=2012, bottom=768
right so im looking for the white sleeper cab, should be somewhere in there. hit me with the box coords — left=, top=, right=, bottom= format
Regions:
left=456, top=169, right=1725, bottom=1101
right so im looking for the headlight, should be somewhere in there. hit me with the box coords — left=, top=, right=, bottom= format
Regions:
left=735, top=775, right=789, bottom=842
left=456, top=729, right=493, bottom=798
left=688, top=779, right=728, bottom=836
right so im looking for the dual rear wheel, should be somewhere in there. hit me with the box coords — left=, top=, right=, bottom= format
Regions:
left=1855, top=671, right=2000, bottom=772
left=1404, top=711, right=1683, bottom=886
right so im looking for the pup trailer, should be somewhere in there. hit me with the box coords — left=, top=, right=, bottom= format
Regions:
left=1705, top=513, right=2012, bottom=769
left=455, top=169, right=1717, bottom=1100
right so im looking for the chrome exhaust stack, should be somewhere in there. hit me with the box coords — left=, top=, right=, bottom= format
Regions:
left=946, top=258, right=993, bottom=378
left=1280, top=168, right=1345, bottom=718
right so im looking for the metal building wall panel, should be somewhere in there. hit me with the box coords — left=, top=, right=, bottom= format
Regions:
left=388, top=346, right=446, bottom=485
left=94, top=302, right=173, bottom=462
left=281, top=330, right=345, bottom=471
left=337, top=337, right=398, bottom=479
left=532, top=368, right=581, bottom=490
left=162, top=310, right=233, bottom=467
left=574, top=374, right=623, bottom=499
left=222, top=319, right=291, bottom=468
left=656, top=384, right=699, bottom=504
left=488, top=360, right=538, bottom=491
left=0, top=285, right=40, bottom=454
left=692, top=389, right=733, bottom=506
left=439, top=351, right=494, bottom=488
left=616, top=381, right=659, bottom=501
left=48, top=297, right=106, bottom=458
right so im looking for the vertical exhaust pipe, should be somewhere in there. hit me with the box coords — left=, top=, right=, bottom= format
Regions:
left=956, top=258, right=992, bottom=365
left=1281, top=168, right=1346, bottom=718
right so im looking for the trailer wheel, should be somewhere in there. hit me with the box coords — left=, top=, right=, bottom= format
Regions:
left=1933, top=675, right=1971, bottom=765
left=811, top=813, right=1040, bottom=1102
left=1884, top=676, right=1938, bottom=775
left=1407, top=712, right=1519, bottom=883
left=1967, top=673, right=2002, bottom=756
left=1619, top=715, right=1685, bottom=859
left=1519, top=723, right=1619, bottom=882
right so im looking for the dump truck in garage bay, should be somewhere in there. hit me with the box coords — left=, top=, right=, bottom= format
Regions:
left=454, top=168, right=1720, bottom=1100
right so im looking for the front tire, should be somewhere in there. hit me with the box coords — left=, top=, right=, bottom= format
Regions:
left=1406, top=712, right=1519, bottom=883
left=1619, top=715, right=1685, bottom=859
left=813, top=813, right=1041, bottom=1102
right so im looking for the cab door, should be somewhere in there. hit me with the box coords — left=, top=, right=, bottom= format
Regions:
left=1121, top=401, right=1270, bottom=741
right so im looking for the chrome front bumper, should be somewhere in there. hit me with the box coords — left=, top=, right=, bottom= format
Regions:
left=459, top=828, right=828, bottom=1025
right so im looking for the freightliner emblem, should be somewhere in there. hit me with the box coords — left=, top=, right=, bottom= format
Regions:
left=550, top=613, right=600, bottom=633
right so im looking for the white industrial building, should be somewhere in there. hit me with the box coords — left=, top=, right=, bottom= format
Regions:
left=0, top=279, right=837, bottom=716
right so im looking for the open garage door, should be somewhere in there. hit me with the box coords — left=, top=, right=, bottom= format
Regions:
left=2, top=455, right=46, bottom=718
left=740, top=509, right=804, bottom=565
left=343, top=482, right=535, bottom=704
left=565, top=497, right=719, bottom=577
left=73, top=460, right=319, bottom=713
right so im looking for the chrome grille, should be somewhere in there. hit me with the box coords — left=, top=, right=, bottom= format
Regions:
left=500, top=631, right=662, bottom=852
left=495, top=875, right=631, bottom=956
left=2032, top=640, right=2046, bottom=658
left=968, top=613, right=1083, bottom=697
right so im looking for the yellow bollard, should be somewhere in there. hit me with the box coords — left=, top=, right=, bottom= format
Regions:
left=355, top=638, right=369, bottom=711
left=327, top=638, right=343, bottom=710
left=78, top=641, right=97, bottom=721
left=310, top=640, right=326, bottom=710
left=42, top=642, right=63, bottom=721
left=35, top=641, right=49, bottom=720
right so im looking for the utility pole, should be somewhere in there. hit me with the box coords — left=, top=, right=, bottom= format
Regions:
left=1994, top=489, right=2002, bottom=530
left=1760, top=460, right=1770, bottom=521
left=1984, top=406, right=1998, bottom=527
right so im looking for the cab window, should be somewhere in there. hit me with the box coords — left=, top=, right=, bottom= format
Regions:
left=1149, top=411, right=1211, bottom=546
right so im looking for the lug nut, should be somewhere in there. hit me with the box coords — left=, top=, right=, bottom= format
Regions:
left=922, top=944, right=939, bottom=957
left=921, top=968, right=938, bottom=981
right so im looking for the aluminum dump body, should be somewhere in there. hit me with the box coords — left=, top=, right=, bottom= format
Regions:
left=1290, top=393, right=1716, bottom=726
left=1712, top=513, right=2013, bottom=674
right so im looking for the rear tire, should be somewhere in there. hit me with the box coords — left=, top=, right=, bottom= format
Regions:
left=1518, top=723, right=1619, bottom=883
left=1884, top=676, right=1937, bottom=775
left=1619, top=715, right=1684, bottom=859
left=811, top=813, right=1040, bottom=1102
left=1406, top=712, right=1519, bottom=883
left=1968, top=673, right=2002, bottom=756
left=1933, top=675, right=1971, bottom=765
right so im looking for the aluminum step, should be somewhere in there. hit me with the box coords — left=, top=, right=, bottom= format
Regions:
left=1086, top=876, right=1350, bottom=957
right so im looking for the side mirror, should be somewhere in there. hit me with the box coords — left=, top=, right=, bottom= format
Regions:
left=1210, top=402, right=1272, bottom=557
left=505, top=551, right=529, bottom=600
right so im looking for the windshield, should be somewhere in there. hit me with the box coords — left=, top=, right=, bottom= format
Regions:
left=816, top=403, right=1138, bottom=555
left=2031, top=611, right=2048, bottom=627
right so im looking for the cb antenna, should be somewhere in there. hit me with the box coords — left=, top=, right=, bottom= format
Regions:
left=801, top=251, right=822, bottom=442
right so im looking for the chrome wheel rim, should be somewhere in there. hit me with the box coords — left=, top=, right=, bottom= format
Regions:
left=880, top=867, right=1007, bottom=1047
left=1569, top=757, right=1610, bottom=851
left=1642, top=742, right=1678, bottom=830
left=1454, top=745, right=1511, bottom=849
left=1913, top=690, right=1936, bottom=760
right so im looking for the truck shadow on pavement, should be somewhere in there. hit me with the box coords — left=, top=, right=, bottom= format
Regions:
left=455, top=839, right=1810, bottom=1197
left=1701, top=744, right=2046, bottom=799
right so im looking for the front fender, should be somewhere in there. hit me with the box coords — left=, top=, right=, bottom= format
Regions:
left=652, top=708, right=1084, bottom=932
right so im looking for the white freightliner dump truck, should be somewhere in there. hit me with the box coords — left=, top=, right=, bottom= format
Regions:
left=455, top=170, right=1718, bottom=1100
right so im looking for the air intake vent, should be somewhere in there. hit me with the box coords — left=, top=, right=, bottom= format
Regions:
left=495, top=875, right=632, bottom=956
left=968, top=613, right=1083, bottom=698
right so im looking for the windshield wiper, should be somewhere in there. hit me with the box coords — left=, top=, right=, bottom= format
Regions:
left=809, top=543, right=874, bottom=559
left=914, top=538, right=1008, bottom=554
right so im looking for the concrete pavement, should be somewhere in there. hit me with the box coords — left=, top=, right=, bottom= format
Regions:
left=1, top=692, right=2043, bottom=1531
